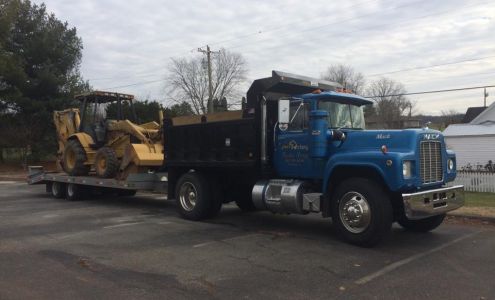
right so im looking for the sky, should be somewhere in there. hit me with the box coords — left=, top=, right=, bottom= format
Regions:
left=36, top=0, right=495, bottom=115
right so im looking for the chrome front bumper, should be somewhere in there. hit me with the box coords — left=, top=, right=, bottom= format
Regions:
left=402, top=185, right=464, bottom=220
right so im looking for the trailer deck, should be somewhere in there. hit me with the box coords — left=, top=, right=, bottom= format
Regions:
left=27, top=166, right=168, bottom=193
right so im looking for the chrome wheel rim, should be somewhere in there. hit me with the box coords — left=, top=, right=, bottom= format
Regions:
left=67, top=184, right=75, bottom=197
left=179, top=182, right=197, bottom=211
left=52, top=182, right=60, bottom=195
left=338, top=191, right=371, bottom=234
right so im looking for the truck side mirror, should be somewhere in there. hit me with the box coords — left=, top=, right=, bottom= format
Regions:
left=278, top=99, right=290, bottom=124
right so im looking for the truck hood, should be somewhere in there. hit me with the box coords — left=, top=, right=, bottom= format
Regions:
left=333, top=128, right=444, bottom=153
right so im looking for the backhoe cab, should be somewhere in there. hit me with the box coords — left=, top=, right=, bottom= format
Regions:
left=53, top=91, right=163, bottom=179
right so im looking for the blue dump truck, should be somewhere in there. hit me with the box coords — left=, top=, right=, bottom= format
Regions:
left=164, top=71, right=464, bottom=247
left=29, top=71, right=465, bottom=247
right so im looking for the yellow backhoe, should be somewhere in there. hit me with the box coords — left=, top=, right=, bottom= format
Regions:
left=53, top=91, right=163, bottom=179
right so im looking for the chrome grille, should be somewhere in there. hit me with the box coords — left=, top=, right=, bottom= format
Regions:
left=420, top=141, right=443, bottom=184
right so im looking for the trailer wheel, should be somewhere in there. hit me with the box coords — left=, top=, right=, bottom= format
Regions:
left=50, top=182, right=66, bottom=199
left=94, top=147, right=119, bottom=178
left=63, top=140, right=90, bottom=176
left=175, top=172, right=213, bottom=220
left=398, top=214, right=446, bottom=232
left=331, top=178, right=393, bottom=247
left=66, top=183, right=83, bottom=201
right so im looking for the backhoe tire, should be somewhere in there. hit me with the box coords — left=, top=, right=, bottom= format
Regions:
left=95, top=147, right=119, bottom=178
left=398, top=214, right=446, bottom=232
left=331, top=178, right=393, bottom=247
left=63, top=140, right=90, bottom=176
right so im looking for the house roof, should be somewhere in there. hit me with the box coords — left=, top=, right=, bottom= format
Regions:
left=462, top=106, right=487, bottom=123
left=470, top=101, right=495, bottom=124
left=443, top=123, right=495, bottom=137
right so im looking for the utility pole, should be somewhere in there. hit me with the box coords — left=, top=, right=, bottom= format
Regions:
left=197, top=45, right=218, bottom=113
left=484, top=87, right=489, bottom=107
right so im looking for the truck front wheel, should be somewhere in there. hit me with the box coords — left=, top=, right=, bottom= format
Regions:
left=398, top=214, right=446, bottom=232
left=175, top=172, right=216, bottom=221
left=331, top=178, right=393, bottom=247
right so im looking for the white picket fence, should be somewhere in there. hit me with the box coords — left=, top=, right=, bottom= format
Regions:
left=452, top=171, right=495, bottom=193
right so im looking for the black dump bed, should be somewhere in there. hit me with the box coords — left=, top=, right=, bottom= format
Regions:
left=163, top=117, right=259, bottom=169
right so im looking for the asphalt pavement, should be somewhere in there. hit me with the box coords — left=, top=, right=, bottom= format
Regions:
left=0, top=181, right=494, bottom=299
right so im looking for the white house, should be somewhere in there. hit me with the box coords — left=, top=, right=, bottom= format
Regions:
left=443, top=101, right=495, bottom=169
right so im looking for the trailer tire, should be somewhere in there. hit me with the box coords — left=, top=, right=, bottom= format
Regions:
left=175, top=172, right=213, bottom=221
left=398, top=214, right=446, bottom=232
left=66, top=183, right=83, bottom=201
left=51, top=182, right=66, bottom=199
left=63, top=140, right=90, bottom=176
left=331, top=177, right=393, bottom=247
left=95, top=147, right=119, bottom=178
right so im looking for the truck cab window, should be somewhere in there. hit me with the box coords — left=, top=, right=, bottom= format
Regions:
left=288, top=101, right=309, bottom=131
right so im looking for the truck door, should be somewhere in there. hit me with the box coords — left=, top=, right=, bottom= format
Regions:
left=274, top=100, right=313, bottom=177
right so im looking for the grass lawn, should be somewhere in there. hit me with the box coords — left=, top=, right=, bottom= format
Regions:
left=465, top=192, right=495, bottom=208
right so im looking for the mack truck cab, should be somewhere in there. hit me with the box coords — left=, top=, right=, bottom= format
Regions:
left=164, top=71, right=464, bottom=247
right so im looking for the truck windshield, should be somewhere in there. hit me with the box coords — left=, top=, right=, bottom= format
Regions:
left=318, top=101, right=365, bottom=129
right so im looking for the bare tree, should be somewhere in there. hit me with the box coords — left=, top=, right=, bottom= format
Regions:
left=321, top=64, right=365, bottom=95
left=366, top=77, right=414, bottom=128
left=440, top=109, right=462, bottom=128
left=167, top=49, right=247, bottom=114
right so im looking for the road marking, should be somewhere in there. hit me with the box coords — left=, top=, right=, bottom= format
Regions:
left=193, top=241, right=215, bottom=248
left=355, top=230, right=482, bottom=285
left=103, top=222, right=146, bottom=229
left=157, top=221, right=172, bottom=225
left=0, top=181, right=21, bottom=184
left=222, top=234, right=260, bottom=242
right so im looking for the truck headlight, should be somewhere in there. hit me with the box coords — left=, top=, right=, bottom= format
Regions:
left=448, top=159, right=454, bottom=171
left=403, top=161, right=412, bottom=179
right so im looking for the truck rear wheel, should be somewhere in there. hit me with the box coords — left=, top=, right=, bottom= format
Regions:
left=331, top=178, right=393, bottom=247
left=63, top=140, right=90, bottom=176
left=50, top=182, right=66, bottom=199
left=95, top=147, right=119, bottom=178
left=398, top=214, right=446, bottom=232
left=175, top=172, right=215, bottom=220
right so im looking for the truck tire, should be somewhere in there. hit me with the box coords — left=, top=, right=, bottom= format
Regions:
left=398, top=214, right=446, bottom=232
left=63, top=140, right=90, bottom=176
left=331, top=178, right=393, bottom=247
left=50, top=182, right=66, bottom=199
left=66, top=183, right=83, bottom=201
left=233, top=185, right=257, bottom=212
left=175, top=172, right=214, bottom=221
left=94, top=147, right=119, bottom=178
left=206, top=177, right=223, bottom=218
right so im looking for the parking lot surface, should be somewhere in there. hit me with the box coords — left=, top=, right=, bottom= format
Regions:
left=0, top=182, right=494, bottom=299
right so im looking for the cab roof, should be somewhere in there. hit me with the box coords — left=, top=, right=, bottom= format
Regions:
left=300, top=91, right=374, bottom=106
left=74, top=91, right=134, bottom=102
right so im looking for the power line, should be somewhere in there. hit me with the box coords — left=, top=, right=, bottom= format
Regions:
left=364, top=84, right=495, bottom=98
left=223, top=0, right=491, bottom=54
left=102, top=79, right=165, bottom=90
left=88, top=0, right=489, bottom=84
left=366, top=55, right=495, bottom=77
left=203, top=0, right=381, bottom=48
